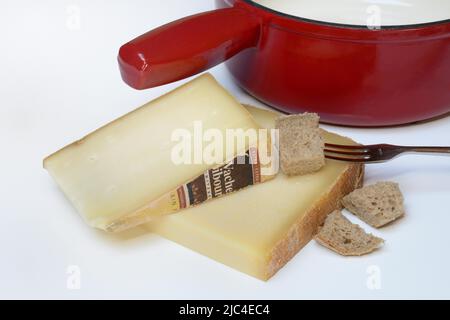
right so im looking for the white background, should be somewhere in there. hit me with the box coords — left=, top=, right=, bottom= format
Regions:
left=1, top=0, right=449, bottom=299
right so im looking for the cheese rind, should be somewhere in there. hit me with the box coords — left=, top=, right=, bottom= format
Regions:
left=44, top=74, right=260, bottom=230
left=147, top=106, right=364, bottom=280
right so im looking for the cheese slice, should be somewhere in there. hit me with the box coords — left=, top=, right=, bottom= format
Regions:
left=146, top=106, right=364, bottom=281
left=44, top=74, right=262, bottom=230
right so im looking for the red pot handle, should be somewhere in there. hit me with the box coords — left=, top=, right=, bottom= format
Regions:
left=118, top=7, right=261, bottom=90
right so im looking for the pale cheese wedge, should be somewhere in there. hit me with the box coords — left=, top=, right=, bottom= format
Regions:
left=44, top=74, right=262, bottom=231
left=146, top=106, right=364, bottom=281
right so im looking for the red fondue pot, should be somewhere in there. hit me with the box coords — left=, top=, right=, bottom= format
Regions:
left=118, top=0, right=450, bottom=126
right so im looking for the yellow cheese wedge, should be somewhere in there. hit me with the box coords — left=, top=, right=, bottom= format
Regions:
left=44, top=74, right=261, bottom=231
left=147, top=106, right=364, bottom=281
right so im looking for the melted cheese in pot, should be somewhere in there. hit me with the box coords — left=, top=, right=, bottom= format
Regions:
left=252, top=0, right=450, bottom=26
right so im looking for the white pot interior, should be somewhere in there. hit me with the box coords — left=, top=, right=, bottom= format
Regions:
left=251, top=0, right=450, bottom=26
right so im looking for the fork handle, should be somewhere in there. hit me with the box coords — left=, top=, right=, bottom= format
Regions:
left=405, top=146, right=450, bottom=155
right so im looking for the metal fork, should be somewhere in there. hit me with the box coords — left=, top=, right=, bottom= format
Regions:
left=324, top=143, right=450, bottom=163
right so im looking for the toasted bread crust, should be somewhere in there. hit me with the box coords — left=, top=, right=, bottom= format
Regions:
left=342, top=181, right=405, bottom=228
left=315, top=210, right=384, bottom=256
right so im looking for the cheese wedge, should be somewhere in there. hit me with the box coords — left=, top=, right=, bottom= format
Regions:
left=147, top=106, right=364, bottom=281
left=44, top=74, right=264, bottom=231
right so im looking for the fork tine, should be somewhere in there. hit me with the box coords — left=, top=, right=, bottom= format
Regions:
left=324, top=155, right=369, bottom=163
left=324, top=154, right=380, bottom=163
left=324, top=149, right=368, bottom=156
left=325, top=143, right=370, bottom=151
